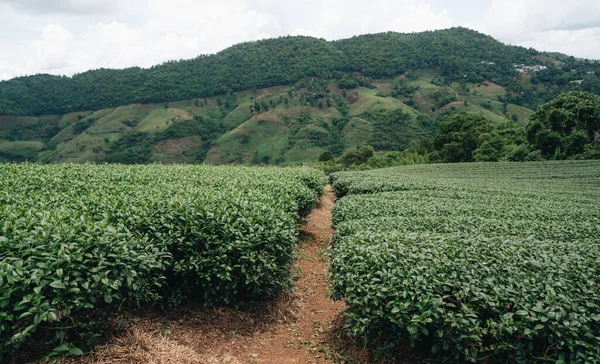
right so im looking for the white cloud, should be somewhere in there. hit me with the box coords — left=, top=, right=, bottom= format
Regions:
left=517, top=28, right=600, bottom=60
left=0, top=0, right=598, bottom=81
left=29, top=24, right=73, bottom=72
left=481, top=0, right=600, bottom=57
left=484, top=0, right=600, bottom=35
left=0, top=0, right=117, bottom=15
left=0, top=0, right=453, bottom=80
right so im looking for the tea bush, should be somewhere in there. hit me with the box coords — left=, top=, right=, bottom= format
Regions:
left=0, top=164, right=324, bottom=360
left=329, top=161, right=600, bottom=362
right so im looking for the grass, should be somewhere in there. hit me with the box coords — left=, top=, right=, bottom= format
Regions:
left=88, top=107, right=142, bottom=135
left=507, top=104, right=534, bottom=126
left=154, top=135, right=204, bottom=164
left=58, top=112, right=92, bottom=127
left=434, top=102, right=508, bottom=123
left=458, top=81, right=507, bottom=98
left=220, top=104, right=253, bottom=130
left=43, top=132, right=107, bottom=163
left=283, top=145, right=325, bottom=163
left=351, top=89, right=419, bottom=117
left=205, top=115, right=289, bottom=164
left=135, top=108, right=192, bottom=133
left=0, top=116, right=44, bottom=132
left=49, top=109, right=114, bottom=146
left=371, top=79, right=393, bottom=95
left=0, top=140, right=46, bottom=161
left=343, top=117, right=374, bottom=148
left=535, top=54, right=563, bottom=66
left=314, top=105, right=341, bottom=120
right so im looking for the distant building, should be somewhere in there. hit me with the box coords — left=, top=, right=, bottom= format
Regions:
left=514, top=64, right=548, bottom=73
left=570, top=80, right=584, bottom=85
left=481, top=61, right=496, bottom=65
left=587, top=71, right=596, bottom=75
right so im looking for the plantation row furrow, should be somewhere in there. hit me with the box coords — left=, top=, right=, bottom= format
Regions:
left=332, top=192, right=599, bottom=233
left=329, top=161, right=600, bottom=362
left=0, top=163, right=325, bottom=360
left=335, top=215, right=599, bottom=242
left=330, top=160, right=600, bottom=198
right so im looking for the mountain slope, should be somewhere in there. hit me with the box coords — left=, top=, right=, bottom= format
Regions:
left=1, top=27, right=599, bottom=117
left=1, top=73, right=535, bottom=164
left=1, top=28, right=599, bottom=165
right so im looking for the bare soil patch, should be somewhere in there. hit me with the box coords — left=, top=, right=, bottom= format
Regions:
left=414, top=92, right=426, bottom=106
left=154, top=136, right=202, bottom=154
left=437, top=101, right=464, bottom=113
left=372, top=82, right=392, bottom=89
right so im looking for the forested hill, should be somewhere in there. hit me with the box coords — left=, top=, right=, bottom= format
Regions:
left=1, top=27, right=599, bottom=116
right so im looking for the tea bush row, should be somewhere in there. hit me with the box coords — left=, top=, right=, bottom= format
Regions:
left=0, top=164, right=325, bottom=359
left=329, top=161, right=600, bottom=362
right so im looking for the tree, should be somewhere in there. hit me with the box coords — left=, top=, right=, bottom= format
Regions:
left=432, top=114, right=493, bottom=162
left=527, top=91, right=600, bottom=158
left=339, top=145, right=375, bottom=166
left=260, top=100, right=269, bottom=112
left=0, top=29, right=597, bottom=117
left=430, top=115, right=527, bottom=163
left=318, top=150, right=334, bottom=162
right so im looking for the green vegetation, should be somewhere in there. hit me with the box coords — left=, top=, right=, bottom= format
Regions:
left=0, top=140, right=46, bottom=162
left=422, top=91, right=600, bottom=164
left=2, top=88, right=597, bottom=167
left=2, top=26, right=600, bottom=363
left=429, top=114, right=528, bottom=162
left=105, top=115, right=225, bottom=164
left=3, top=119, right=61, bottom=142
left=1, top=28, right=598, bottom=117
left=1, top=29, right=599, bottom=165
left=329, top=161, right=600, bottom=362
left=527, top=91, right=600, bottom=159
left=0, top=164, right=324, bottom=361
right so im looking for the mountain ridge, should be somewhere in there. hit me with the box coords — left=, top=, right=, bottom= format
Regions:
left=4, top=27, right=597, bottom=116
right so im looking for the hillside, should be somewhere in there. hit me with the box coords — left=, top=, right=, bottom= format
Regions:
left=0, top=27, right=599, bottom=164
left=2, top=27, right=599, bottom=117
left=0, top=72, right=537, bottom=164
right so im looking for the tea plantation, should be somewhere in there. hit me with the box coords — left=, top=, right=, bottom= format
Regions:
left=330, top=161, right=600, bottom=362
left=0, top=164, right=325, bottom=360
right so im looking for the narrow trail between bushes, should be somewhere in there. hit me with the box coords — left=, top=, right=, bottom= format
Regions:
left=76, top=186, right=351, bottom=364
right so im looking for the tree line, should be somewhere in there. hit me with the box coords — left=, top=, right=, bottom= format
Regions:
left=317, top=91, right=600, bottom=172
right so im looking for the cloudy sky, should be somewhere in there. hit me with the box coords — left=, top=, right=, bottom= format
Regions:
left=1, top=0, right=599, bottom=81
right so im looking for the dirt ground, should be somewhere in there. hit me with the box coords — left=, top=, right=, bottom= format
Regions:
left=72, top=186, right=360, bottom=364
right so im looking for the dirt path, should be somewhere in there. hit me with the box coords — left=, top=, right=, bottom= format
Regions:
left=437, top=101, right=464, bottom=113
left=76, top=186, right=347, bottom=364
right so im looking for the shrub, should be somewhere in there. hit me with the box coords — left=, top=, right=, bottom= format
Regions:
left=329, top=161, right=600, bottom=362
left=0, top=164, right=325, bottom=360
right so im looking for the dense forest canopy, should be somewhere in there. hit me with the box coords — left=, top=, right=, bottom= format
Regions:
left=420, top=91, right=600, bottom=163
left=1, top=27, right=599, bottom=116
